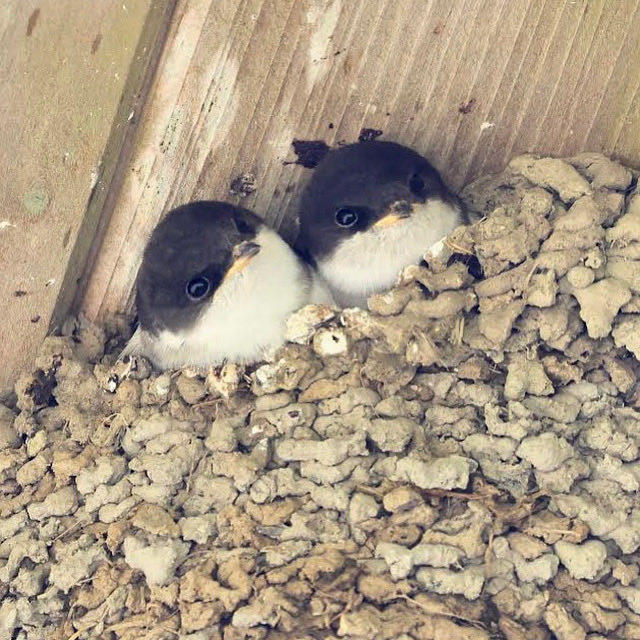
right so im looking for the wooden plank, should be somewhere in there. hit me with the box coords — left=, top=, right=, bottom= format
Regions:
left=74, top=0, right=640, bottom=327
left=0, top=0, right=174, bottom=395
left=54, top=0, right=176, bottom=331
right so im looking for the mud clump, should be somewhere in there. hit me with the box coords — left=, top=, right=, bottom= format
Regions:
left=286, top=139, right=331, bottom=169
left=358, top=128, right=384, bottom=142
left=1, top=152, right=640, bottom=640
left=229, top=173, right=257, bottom=198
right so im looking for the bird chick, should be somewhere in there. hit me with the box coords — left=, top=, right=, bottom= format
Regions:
left=123, top=201, right=333, bottom=369
left=296, top=140, right=467, bottom=308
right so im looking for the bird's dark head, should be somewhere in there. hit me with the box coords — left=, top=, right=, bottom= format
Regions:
left=135, top=201, right=262, bottom=334
left=297, top=140, right=461, bottom=260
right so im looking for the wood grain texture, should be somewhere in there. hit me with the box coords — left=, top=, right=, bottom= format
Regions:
left=0, top=0, right=173, bottom=395
left=70, top=0, right=640, bottom=325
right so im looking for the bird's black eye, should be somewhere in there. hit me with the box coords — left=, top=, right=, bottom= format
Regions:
left=233, top=214, right=253, bottom=235
left=335, top=207, right=359, bottom=227
left=409, top=173, right=425, bottom=195
left=185, top=276, right=211, bottom=300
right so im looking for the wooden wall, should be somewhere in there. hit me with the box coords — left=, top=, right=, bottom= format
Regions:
left=0, top=0, right=173, bottom=395
left=3, top=0, right=640, bottom=394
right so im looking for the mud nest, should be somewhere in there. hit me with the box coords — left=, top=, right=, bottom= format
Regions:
left=2, top=152, right=640, bottom=640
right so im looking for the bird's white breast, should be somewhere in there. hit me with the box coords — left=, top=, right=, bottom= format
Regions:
left=317, top=199, right=462, bottom=308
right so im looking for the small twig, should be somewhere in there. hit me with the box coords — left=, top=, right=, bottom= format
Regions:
left=421, top=488, right=487, bottom=501
left=450, top=316, right=465, bottom=345
left=521, top=259, right=539, bottom=291
left=356, top=485, right=385, bottom=498
left=443, top=238, right=474, bottom=255
left=52, top=517, right=90, bottom=542
left=65, top=625, right=96, bottom=640
left=103, top=613, right=180, bottom=636
left=401, top=594, right=486, bottom=629
left=193, top=397, right=223, bottom=408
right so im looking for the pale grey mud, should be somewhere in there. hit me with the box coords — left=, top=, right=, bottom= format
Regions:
left=1, top=152, right=639, bottom=640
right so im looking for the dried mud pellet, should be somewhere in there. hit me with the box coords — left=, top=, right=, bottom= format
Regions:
left=6, top=154, right=640, bottom=640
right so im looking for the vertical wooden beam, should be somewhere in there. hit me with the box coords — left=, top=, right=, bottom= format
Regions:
left=0, top=0, right=174, bottom=395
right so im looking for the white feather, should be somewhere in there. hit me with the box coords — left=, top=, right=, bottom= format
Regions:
left=317, top=199, right=463, bottom=308
left=123, top=226, right=332, bottom=369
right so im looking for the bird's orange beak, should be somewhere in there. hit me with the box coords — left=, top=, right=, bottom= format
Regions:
left=373, top=201, right=413, bottom=229
left=224, top=241, right=260, bottom=280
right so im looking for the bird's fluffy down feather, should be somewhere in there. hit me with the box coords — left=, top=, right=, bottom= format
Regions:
left=123, top=225, right=332, bottom=369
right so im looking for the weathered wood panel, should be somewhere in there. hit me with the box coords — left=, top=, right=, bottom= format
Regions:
left=78, top=0, right=640, bottom=328
left=0, top=0, right=174, bottom=395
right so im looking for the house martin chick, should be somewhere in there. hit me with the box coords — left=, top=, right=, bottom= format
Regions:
left=122, top=201, right=333, bottom=369
left=296, top=140, right=467, bottom=308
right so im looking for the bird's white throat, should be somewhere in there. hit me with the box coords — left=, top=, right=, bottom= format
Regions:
left=317, top=198, right=462, bottom=308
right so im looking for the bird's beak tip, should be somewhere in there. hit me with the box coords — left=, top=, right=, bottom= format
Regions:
left=374, top=203, right=412, bottom=229
left=232, top=240, right=261, bottom=261
left=226, top=241, right=261, bottom=279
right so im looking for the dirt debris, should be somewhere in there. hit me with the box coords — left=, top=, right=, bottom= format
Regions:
left=1, top=152, right=640, bottom=639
